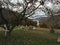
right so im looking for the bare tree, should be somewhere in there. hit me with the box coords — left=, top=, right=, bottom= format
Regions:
left=40, top=0, right=60, bottom=33
left=0, top=0, right=45, bottom=37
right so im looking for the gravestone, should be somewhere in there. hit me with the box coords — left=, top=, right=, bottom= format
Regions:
left=36, top=20, right=39, bottom=27
left=29, top=25, right=33, bottom=30
left=57, top=33, right=60, bottom=42
left=4, top=24, right=9, bottom=37
left=57, top=36, right=60, bottom=42
left=33, top=26, right=36, bottom=30
left=5, top=29, right=9, bottom=37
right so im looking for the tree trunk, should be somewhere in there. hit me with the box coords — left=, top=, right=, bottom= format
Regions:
left=50, top=26, right=54, bottom=33
left=7, top=29, right=12, bottom=36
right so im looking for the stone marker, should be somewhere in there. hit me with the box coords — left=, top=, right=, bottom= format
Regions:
left=33, top=27, right=36, bottom=30
left=57, top=37, right=60, bottom=42
left=4, top=24, right=9, bottom=37
left=57, top=33, right=60, bottom=42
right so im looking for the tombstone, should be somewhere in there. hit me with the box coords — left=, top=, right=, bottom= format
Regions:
left=36, top=20, right=39, bottom=27
left=4, top=24, right=9, bottom=37
left=33, top=26, right=36, bottom=30
left=57, top=36, right=60, bottom=42
left=57, top=33, right=60, bottom=42
left=25, top=25, right=29, bottom=30
left=29, top=25, right=33, bottom=30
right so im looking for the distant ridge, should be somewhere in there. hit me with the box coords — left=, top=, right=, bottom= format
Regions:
left=32, top=16, right=50, bottom=22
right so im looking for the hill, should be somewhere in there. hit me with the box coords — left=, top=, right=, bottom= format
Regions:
left=32, top=16, right=50, bottom=22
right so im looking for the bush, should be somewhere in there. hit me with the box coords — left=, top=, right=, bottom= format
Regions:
left=55, top=25, right=60, bottom=29
left=40, top=23, right=48, bottom=28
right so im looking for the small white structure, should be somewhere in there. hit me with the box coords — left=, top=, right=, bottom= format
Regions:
left=57, top=36, right=60, bottom=42
left=33, top=27, right=36, bottom=30
left=32, top=20, right=40, bottom=27
left=4, top=24, right=9, bottom=37
left=5, top=29, right=9, bottom=37
left=36, top=20, right=40, bottom=27
left=57, top=33, right=60, bottom=42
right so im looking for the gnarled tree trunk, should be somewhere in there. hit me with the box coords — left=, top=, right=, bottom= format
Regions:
left=50, top=26, right=54, bottom=33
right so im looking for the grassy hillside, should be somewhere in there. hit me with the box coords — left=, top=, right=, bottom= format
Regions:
left=0, top=27, right=60, bottom=45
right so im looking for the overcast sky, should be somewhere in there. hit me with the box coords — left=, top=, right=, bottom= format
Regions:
left=2, top=0, right=46, bottom=19
left=0, top=0, right=60, bottom=19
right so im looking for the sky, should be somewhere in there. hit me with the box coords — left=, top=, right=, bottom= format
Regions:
left=10, top=0, right=24, bottom=4
left=0, top=0, right=60, bottom=19
left=9, top=0, right=47, bottom=19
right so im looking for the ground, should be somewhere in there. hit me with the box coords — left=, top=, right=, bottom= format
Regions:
left=0, top=27, right=60, bottom=45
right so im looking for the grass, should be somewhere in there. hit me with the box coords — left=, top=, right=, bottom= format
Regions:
left=0, top=27, right=60, bottom=45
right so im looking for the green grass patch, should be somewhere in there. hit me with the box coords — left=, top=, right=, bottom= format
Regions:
left=0, top=27, right=60, bottom=45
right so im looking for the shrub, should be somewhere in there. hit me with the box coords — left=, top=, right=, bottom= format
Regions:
left=40, top=23, right=48, bottom=28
